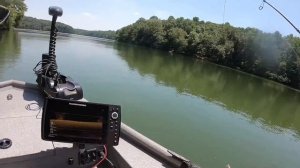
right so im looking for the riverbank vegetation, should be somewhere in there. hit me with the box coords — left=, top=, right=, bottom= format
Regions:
left=116, top=16, right=300, bottom=89
left=0, top=0, right=27, bottom=30
left=17, top=16, right=116, bottom=39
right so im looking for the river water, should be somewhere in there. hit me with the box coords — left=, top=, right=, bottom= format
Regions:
left=1, top=30, right=300, bottom=168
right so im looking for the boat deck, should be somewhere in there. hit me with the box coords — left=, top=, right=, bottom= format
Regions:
left=0, top=80, right=187, bottom=168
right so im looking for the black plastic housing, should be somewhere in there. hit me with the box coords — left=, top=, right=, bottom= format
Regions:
left=36, top=53, right=83, bottom=100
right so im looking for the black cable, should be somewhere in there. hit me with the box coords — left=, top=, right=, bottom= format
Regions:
left=105, top=158, right=115, bottom=168
left=25, top=102, right=42, bottom=119
left=33, top=22, right=60, bottom=83
left=48, top=27, right=59, bottom=78
left=25, top=102, right=41, bottom=111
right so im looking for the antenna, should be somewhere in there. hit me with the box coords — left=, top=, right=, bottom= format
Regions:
left=259, top=0, right=300, bottom=34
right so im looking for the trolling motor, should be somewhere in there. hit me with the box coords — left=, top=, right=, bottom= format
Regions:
left=34, top=6, right=83, bottom=100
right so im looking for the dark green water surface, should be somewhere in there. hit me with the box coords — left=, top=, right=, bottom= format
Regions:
left=1, top=31, right=300, bottom=168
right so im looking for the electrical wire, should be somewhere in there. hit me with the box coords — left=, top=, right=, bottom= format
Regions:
left=25, top=102, right=42, bottom=119
left=25, top=102, right=41, bottom=111
left=48, top=27, right=59, bottom=77
left=92, top=145, right=107, bottom=168
left=33, top=25, right=61, bottom=87
left=35, top=58, right=58, bottom=79
left=105, top=157, right=115, bottom=168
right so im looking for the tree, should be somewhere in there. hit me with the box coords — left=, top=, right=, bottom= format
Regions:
left=149, top=16, right=158, bottom=20
left=168, top=16, right=175, bottom=21
left=167, top=27, right=187, bottom=53
left=186, top=30, right=200, bottom=55
left=135, top=17, right=146, bottom=23
left=193, top=17, right=199, bottom=22
left=0, top=0, right=27, bottom=29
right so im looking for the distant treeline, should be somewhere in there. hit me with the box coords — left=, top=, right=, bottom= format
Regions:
left=17, top=16, right=116, bottom=39
left=116, top=16, right=300, bottom=89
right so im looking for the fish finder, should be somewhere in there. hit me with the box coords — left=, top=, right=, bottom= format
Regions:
left=42, top=98, right=121, bottom=146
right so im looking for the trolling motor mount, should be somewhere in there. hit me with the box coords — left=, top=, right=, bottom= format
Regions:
left=34, top=6, right=83, bottom=100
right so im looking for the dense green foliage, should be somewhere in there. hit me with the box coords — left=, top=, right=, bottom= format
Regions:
left=116, top=16, right=300, bottom=89
left=17, top=16, right=116, bottom=39
left=0, top=0, right=27, bottom=29
left=18, top=16, right=74, bottom=33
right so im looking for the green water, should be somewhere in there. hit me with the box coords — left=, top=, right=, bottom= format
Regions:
left=1, top=30, right=300, bottom=168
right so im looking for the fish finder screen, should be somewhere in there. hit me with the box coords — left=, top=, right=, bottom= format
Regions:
left=42, top=98, right=110, bottom=144
left=49, top=114, right=104, bottom=142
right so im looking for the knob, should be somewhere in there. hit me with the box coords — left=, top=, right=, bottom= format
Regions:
left=49, top=6, right=63, bottom=17
left=111, top=112, right=118, bottom=120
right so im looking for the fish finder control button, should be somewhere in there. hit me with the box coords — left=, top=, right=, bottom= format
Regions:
left=111, top=112, right=119, bottom=120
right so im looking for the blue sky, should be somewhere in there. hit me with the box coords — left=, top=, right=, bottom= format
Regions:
left=24, top=0, right=300, bottom=36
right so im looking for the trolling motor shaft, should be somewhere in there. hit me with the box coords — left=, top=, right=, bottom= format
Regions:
left=44, top=6, right=62, bottom=78
left=34, top=6, right=83, bottom=100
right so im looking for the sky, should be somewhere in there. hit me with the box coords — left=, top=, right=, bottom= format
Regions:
left=24, top=0, right=300, bottom=36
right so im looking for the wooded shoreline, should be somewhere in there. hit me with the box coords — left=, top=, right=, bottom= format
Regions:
left=116, top=16, right=300, bottom=90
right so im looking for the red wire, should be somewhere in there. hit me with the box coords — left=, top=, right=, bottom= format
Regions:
left=92, top=145, right=107, bottom=168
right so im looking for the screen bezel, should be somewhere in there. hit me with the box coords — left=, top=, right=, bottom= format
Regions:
left=41, top=98, right=109, bottom=144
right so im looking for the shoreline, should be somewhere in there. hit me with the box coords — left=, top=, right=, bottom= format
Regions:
left=14, top=28, right=115, bottom=42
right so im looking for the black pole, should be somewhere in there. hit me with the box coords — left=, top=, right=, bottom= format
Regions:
left=48, top=6, right=63, bottom=56
left=262, top=0, right=300, bottom=34
left=49, top=15, right=57, bottom=56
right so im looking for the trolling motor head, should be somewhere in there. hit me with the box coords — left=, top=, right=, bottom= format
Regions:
left=49, top=6, right=63, bottom=17
left=34, top=6, right=83, bottom=100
